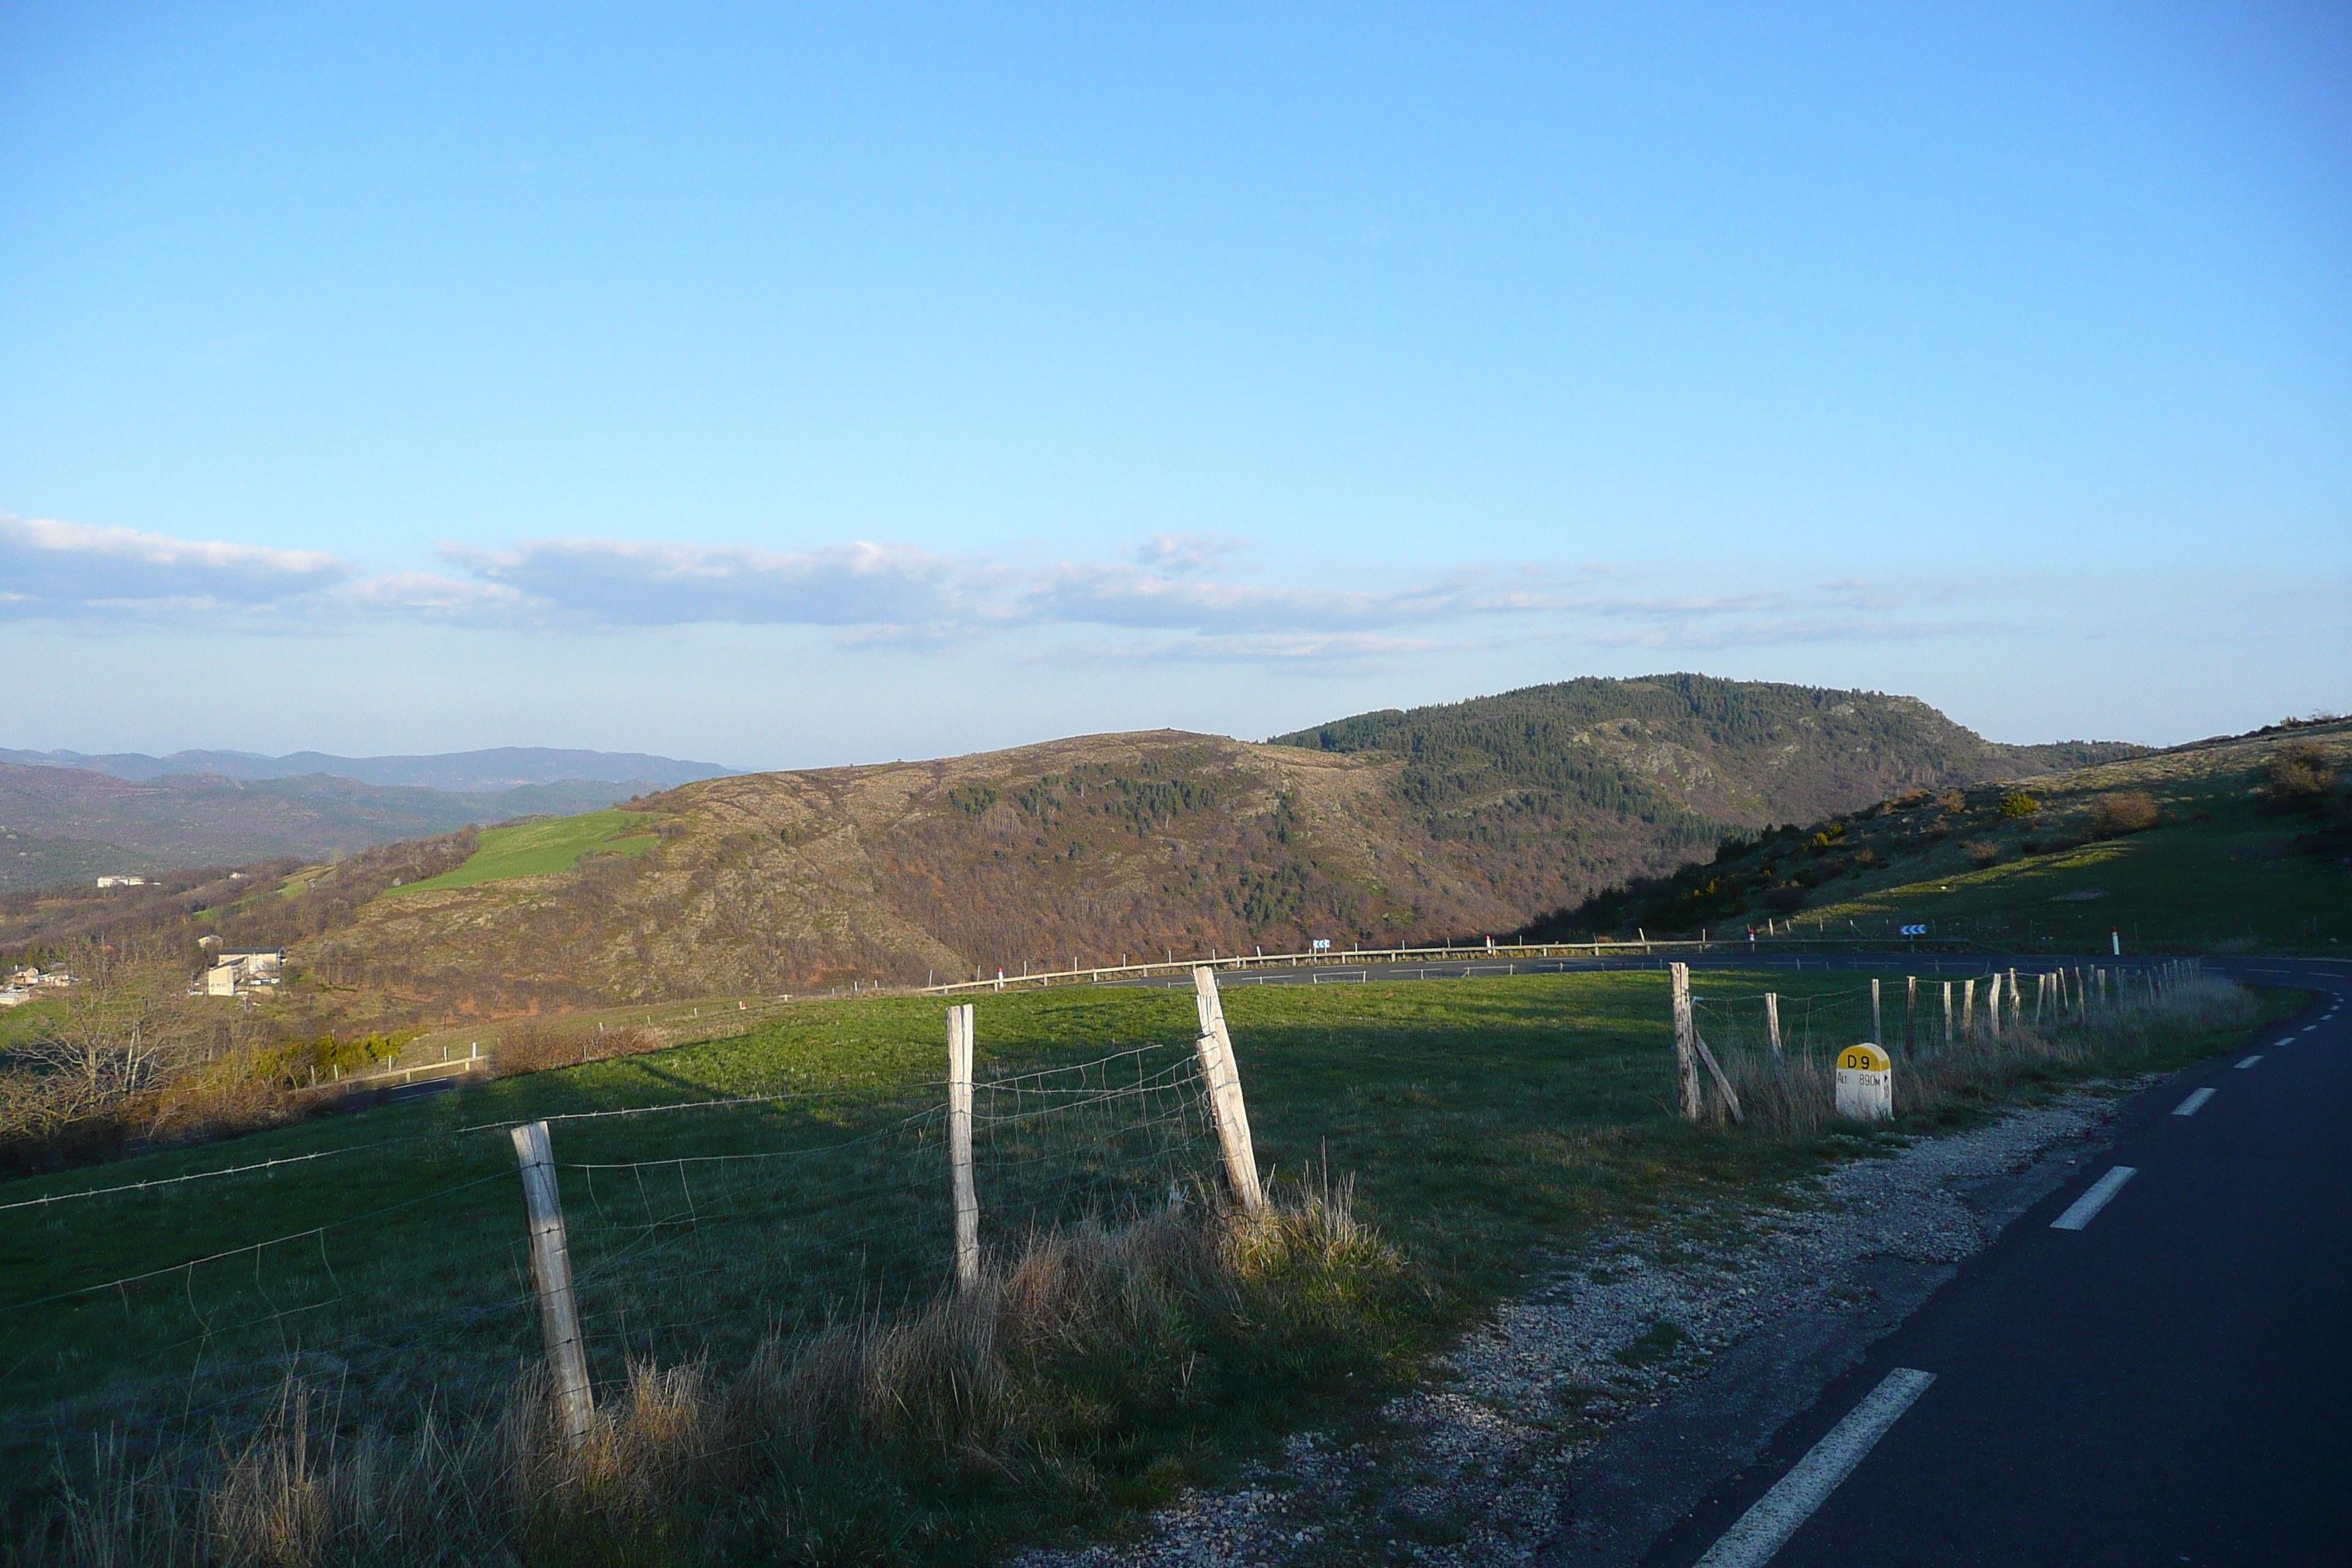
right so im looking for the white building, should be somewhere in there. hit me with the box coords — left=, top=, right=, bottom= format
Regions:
left=95, top=875, right=148, bottom=888
left=200, top=949, right=285, bottom=996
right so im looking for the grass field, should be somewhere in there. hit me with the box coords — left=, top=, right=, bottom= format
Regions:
left=1790, top=807, right=2348, bottom=953
left=1555, top=719, right=2351, bottom=955
left=389, top=809, right=661, bottom=894
left=0, top=966, right=2295, bottom=1561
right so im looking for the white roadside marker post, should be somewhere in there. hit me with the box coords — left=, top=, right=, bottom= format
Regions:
left=1836, top=1043, right=1894, bottom=1121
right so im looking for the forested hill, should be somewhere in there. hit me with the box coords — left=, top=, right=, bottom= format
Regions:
left=7, top=677, right=2154, bottom=1025
left=1267, top=674, right=2148, bottom=834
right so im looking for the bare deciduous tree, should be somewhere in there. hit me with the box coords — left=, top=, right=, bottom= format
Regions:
left=14, top=940, right=206, bottom=1103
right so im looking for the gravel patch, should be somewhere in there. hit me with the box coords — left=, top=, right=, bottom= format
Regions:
left=1014, top=1091, right=2129, bottom=1568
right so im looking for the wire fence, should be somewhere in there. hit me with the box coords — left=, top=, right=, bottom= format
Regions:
left=0, top=1020, right=1226, bottom=1483
left=1687, top=959, right=2195, bottom=1066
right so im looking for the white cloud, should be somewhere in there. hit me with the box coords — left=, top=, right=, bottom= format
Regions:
left=0, top=514, right=346, bottom=616
left=0, top=510, right=1973, bottom=665
left=440, top=538, right=977, bottom=629
left=1134, top=532, right=1246, bottom=576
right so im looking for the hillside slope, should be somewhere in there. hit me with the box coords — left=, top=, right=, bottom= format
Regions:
left=1523, top=717, right=2351, bottom=951
left=1268, top=674, right=2146, bottom=829
left=282, top=677, right=2137, bottom=1017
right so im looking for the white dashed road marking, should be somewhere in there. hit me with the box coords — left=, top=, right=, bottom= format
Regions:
left=1693, top=1368, right=1938, bottom=1568
left=2236, top=1055, right=2261, bottom=1069
left=2174, top=1088, right=2217, bottom=1117
left=2052, top=1167, right=2138, bottom=1230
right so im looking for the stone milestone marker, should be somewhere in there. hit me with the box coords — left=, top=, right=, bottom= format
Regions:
left=1836, top=1042, right=1895, bottom=1121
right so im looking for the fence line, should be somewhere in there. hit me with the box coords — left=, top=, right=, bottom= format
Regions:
left=0, top=979, right=1261, bottom=1474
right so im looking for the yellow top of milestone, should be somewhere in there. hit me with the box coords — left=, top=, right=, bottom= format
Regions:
left=1839, top=1044, right=1891, bottom=1073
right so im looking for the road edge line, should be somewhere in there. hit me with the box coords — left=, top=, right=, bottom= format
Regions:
left=1691, top=1368, right=1937, bottom=1568
left=2050, top=1165, right=2136, bottom=1230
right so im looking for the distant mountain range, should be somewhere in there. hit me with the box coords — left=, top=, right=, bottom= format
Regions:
left=0, top=761, right=725, bottom=893
left=0, top=746, right=737, bottom=793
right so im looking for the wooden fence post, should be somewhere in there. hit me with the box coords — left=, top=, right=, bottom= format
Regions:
left=509, top=1120, right=593, bottom=1447
left=1942, top=981, right=1953, bottom=1046
left=1191, top=968, right=1265, bottom=1212
left=948, top=1004, right=979, bottom=1291
left=1670, top=963, right=1703, bottom=1120
left=1905, top=975, right=1917, bottom=1048
left=1962, top=978, right=1977, bottom=1038
left=1765, top=991, right=1783, bottom=1058
left=1871, top=978, right=1882, bottom=1044
left=1987, top=972, right=2002, bottom=1041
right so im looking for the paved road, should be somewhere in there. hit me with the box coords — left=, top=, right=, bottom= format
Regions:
left=1631, top=957, right=2351, bottom=1567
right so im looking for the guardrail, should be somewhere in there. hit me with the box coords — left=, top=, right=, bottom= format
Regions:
left=334, top=1055, right=489, bottom=1093
left=921, top=934, right=1989, bottom=995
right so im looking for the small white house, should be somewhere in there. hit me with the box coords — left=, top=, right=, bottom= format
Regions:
left=220, top=949, right=285, bottom=979
left=95, top=875, right=147, bottom=889
left=203, top=960, right=246, bottom=996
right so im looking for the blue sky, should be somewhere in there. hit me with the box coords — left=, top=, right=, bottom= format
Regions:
left=3, top=1, right=2345, bottom=767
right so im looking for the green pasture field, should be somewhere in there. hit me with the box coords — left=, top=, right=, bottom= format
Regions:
left=389, top=808, right=661, bottom=894
left=1795, top=814, right=2348, bottom=952
left=0, top=968, right=2299, bottom=1542
left=0, top=994, right=67, bottom=1053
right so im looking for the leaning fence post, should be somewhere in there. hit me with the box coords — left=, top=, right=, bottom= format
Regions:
left=1669, top=962, right=1703, bottom=1120
left=1191, top=968, right=1265, bottom=1212
left=1765, top=991, right=1783, bottom=1058
left=947, top=1004, right=979, bottom=1291
left=509, top=1120, right=593, bottom=1447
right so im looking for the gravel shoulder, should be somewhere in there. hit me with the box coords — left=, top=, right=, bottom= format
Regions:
left=1016, top=1088, right=2136, bottom=1568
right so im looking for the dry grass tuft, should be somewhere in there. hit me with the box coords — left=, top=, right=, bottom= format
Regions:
left=1722, top=970, right=2253, bottom=1138
left=15, top=1182, right=1403, bottom=1567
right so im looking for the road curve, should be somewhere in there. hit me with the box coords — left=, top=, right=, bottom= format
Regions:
left=1565, top=955, right=2351, bottom=1568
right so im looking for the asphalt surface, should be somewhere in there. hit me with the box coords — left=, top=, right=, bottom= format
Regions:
left=1624, top=957, right=2352, bottom=1568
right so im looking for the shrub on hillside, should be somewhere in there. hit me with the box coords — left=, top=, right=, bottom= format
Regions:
left=1997, top=791, right=2040, bottom=819
left=494, top=1019, right=661, bottom=1076
left=2259, top=742, right=2337, bottom=812
left=1960, top=840, right=2001, bottom=867
left=2086, top=791, right=2160, bottom=839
